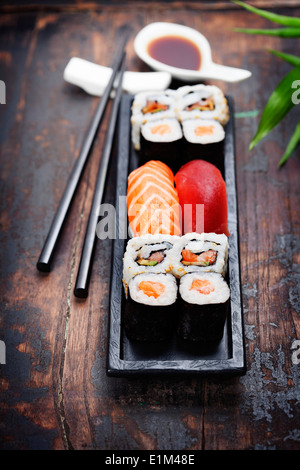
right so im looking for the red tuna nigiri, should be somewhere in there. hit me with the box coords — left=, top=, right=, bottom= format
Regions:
left=175, top=160, right=229, bottom=236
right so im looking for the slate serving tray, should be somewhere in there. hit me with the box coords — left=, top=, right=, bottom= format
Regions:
left=107, top=94, right=246, bottom=376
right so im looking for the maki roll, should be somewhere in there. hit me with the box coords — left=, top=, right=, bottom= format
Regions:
left=131, top=90, right=176, bottom=150
left=181, top=119, right=225, bottom=171
left=172, top=232, right=228, bottom=278
left=175, top=84, right=229, bottom=126
left=122, top=234, right=180, bottom=297
left=140, top=118, right=183, bottom=172
left=177, top=272, right=230, bottom=342
left=124, top=273, right=178, bottom=341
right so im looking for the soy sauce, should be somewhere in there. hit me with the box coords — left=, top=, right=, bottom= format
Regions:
left=147, top=35, right=201, bottom=70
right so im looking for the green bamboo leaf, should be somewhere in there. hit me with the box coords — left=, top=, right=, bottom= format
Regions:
left=232, top=1, right=300, bottom=28
left=268, top=49, right=300, bottom=67
left=249, top=65, right=300, bottom=150
left=278, top=121, right=300, bottom=167
left=233, top=27, right=300, bottom=38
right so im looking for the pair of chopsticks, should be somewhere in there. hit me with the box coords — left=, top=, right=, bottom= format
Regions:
left=37, top=38, right=127, bottom=299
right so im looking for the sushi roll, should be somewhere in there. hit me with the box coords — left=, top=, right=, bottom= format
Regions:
left=175, top=84, right=229, bottom=126
left=131, top=90, right=176, bottom=150
left=122, top=234, right=181, bottom=297
left=181, top=119, right=225, bottom=171
left=140, top=118, right=183, bottom=171
left=124, top=272, right=178, bottom=341
left=177, top=272, right=230, bottom=342
left=172, top=232, right=228, bottom=278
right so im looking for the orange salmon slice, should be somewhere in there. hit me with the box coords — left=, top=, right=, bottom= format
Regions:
left=190, top=279, right=215, bottom=295
left=139, top=281, right=166, bottom=298
left=182, top=249, right=217, bottom=265
left=127, top=160, right=181, bottom=237
left=194, top=125, right=214, bottom=136
left=151, top=124, right=171, bottom=136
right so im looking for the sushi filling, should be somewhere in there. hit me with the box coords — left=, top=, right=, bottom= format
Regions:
left=142, top=100, right=169, bottom=114
left=181, top=249, right=217, bottom=266
left=150, top=123, right=171, bottom=136
left=135, top=242, right=173, bottom=266
left=184, top=96, right=215, bottom=111
left=136, top=250, right=165, bottom=266
left=189, top=279, right=215, bottom=295
left=138, top=281, right=166, bottom=298
left=194, top=125, right=215, bottom=136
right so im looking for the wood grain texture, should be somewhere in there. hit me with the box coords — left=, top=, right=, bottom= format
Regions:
left=0, top=3, right=299, bottom=450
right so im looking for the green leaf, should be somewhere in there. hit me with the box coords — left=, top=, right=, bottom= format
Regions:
left=249, top=65, right=300, bottom=150
left=278, top=121, right=300, bottom=167
left=233, top=27, right=300, bottom=38
left=232, top=0, right=300, bottom=28
left=268, top=49, right=300, bottom=67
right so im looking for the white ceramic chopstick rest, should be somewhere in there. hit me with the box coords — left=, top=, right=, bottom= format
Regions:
left=63, top=57, right=172, bottom=96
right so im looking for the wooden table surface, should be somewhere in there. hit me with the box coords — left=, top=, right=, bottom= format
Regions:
left=0, top=1, right=299, bottom=451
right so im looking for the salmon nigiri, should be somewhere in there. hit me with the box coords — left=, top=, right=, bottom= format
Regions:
left=127, top=160, right=181, bottom=237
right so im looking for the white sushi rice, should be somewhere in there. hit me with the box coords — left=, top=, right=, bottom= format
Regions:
left=181, top=118, right=225, bottom=145
left=179, top=272, right=230, bottom=305
left=141, top=118, right=183, bottom=143
left=172, top=232, right=229, bottom=278
left=129, top=272, right=178, bottom=306
left=122, top=234, right=181, bottom=295
left=131, top=114, right=146, bottom=151
left=174, top=84, right=230, bottom=126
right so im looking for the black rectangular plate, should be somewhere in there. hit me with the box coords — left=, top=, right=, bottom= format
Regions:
left=107, top=94, right=246, bottom=376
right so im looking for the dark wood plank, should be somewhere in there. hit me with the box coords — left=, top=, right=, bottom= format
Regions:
left=0, top=3, right=299, bottom=451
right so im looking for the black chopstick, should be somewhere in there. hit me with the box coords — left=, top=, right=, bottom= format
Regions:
left=74, top=54, right=126, bottom=298
left=36, top=38, right=127, bottom=273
